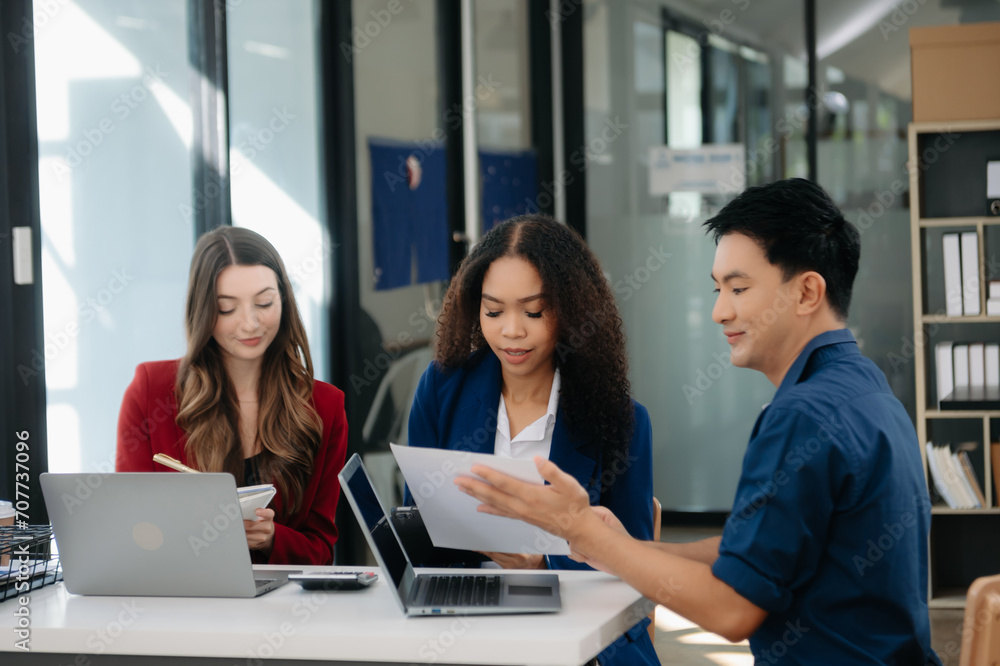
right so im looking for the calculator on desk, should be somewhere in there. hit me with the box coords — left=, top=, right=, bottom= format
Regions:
left=288, top=571, right=379, bottom=591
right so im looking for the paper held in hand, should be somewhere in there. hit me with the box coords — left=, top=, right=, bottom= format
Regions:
left=152, top=453, right=276, bottom=520
left=389, top=443, right=571, bottom=556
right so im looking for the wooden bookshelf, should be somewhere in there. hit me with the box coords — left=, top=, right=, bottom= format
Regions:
left=909, top=118, right=1000, bottom=609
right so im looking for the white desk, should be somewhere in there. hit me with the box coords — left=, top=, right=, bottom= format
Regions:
left=0, top=566, right=653, bottom=666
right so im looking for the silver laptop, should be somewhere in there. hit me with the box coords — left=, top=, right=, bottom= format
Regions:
left=40, top=472, right=292, bottom=597
left=338, top=453, right=561, bottom=616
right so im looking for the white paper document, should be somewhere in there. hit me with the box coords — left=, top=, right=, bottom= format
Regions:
left=389, top=443, right=571, bottom=556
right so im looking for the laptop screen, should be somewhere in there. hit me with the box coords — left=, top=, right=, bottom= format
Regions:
left=342, top=457, right=409, bottom=589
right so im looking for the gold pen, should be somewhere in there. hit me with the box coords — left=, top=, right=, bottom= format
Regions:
left=152, top=453, right=200, bottom=474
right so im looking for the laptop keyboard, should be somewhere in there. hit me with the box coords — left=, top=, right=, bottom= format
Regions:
left=419, top=575, right=502, bottom=607
left=255, top=578, right=277, bottom=590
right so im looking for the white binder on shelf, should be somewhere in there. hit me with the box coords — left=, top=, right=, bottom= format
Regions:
left=969, top=342, right=986, bottom=388
left=953, top=344, right=970, bottom=389
left=986, top=343, right=1000, bottom=389
left=943, top=233, right=963, bottom=316
left=960, top=231, right=980, bottom=315
left=936, top=341, right=954, bottom=406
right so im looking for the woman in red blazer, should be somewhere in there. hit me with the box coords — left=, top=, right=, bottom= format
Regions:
left=116, top=227, right=347, bottom=565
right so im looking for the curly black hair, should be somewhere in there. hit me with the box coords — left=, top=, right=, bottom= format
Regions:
left=435, top=214, right=634, bottom=467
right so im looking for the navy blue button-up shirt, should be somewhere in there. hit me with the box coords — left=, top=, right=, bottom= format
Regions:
left=712, top=329, right=939, bottom=664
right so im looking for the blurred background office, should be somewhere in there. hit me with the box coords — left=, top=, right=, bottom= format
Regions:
left=3, top=0, right=1000, bottom=575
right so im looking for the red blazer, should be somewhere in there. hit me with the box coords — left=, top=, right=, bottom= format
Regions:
left=115, top=360, right=348, bottom=565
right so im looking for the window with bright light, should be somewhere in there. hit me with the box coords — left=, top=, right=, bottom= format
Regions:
left=34, top=0, right=193, bottom=473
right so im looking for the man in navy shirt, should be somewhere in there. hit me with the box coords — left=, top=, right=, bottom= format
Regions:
left=457, top=178, right=940, bottom=664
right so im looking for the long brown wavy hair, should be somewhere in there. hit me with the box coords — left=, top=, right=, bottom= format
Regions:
left=175, top=226, right=321, bottom=516
left=436, top=215, right=634, bottom=467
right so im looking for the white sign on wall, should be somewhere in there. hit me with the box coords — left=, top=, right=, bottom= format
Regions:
left=649, top=144, right=746, bottom=195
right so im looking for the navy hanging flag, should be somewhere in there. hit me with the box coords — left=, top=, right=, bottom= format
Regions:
left=369, top=138, right=450, bottom=290
left=480, top=147, right=538, bottom=232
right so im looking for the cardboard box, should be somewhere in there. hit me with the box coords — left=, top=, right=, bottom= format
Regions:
left=911, top=22, right=1000, bottom=122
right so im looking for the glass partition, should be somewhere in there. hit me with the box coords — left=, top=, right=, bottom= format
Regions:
left=475, top=0, right=531, bottom=151
left=351, top=0, right=447, bottom=500
left=585, top=0, right=775, bottom=511
left=34, top=0, right=193, bottom=473
left=227, top=0, right=328, bottom=380
left=352, top=0, right=444, bottom=356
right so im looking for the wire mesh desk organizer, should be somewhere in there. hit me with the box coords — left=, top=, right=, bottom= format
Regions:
left=0, top=525, right=62, bottom=602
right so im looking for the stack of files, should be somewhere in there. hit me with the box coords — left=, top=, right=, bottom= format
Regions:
left=925, top=442, right=984, bottom=509
left=989, top=281, right=1000, bottom=316
left=942, top=232, right=980, bottom=316
left=935, top=341, right=1000, bottom=408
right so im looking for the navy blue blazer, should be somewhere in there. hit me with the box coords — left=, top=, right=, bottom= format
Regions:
left=405, top=350, right=661, bottom=666
left=406, top=349, right=655, bottom=569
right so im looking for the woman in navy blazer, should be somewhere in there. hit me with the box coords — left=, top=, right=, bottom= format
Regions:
left=407, top=215, right=658, bottom=666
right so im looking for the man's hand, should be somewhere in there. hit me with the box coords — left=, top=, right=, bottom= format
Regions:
left=478, top=552, right=546, bottom=569
left=561, top=506, right=630, bottom=572
left=460, top=458, right=769, bottom=643
left=589, top=505, right=628, bottom=535
left=455, top=456, right=599, bottom=543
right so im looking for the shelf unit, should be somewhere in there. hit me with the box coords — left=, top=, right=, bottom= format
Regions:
left=909, top=118, right=1000, bottom=609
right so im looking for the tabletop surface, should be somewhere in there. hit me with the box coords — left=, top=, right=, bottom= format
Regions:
left=1, top=566, right=654, bottom=666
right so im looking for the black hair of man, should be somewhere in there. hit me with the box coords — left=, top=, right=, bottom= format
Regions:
left=703, top=178, right=861, bottom=321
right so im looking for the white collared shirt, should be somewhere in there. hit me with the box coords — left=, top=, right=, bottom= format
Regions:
left=494, top=369, right=561, bottom=460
